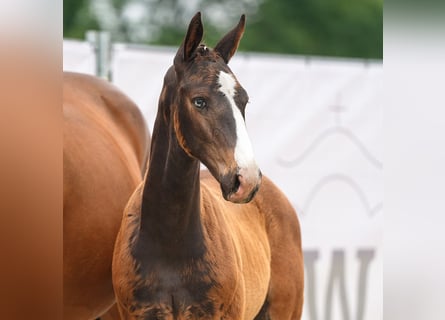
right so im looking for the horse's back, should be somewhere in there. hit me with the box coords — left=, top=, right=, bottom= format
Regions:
left=63, top=72, right=150, bottom=319
left=64, top=72, right=149, bottom=173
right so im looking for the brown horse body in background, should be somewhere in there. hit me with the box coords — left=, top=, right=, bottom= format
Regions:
left=63, top=72, right=150, bottom=319
left=112, top=13, right=304, bottom=319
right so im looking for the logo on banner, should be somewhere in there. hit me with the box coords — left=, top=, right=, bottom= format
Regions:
left=275, top=93, right=383, bottom=320
left=304, top=249, right=375, bottom=320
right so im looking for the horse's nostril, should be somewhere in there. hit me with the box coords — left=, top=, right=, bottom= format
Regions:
left=233, top=174, right=241, bottom=193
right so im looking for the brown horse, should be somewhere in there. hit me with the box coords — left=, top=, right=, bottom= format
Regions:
left=112, top=13, right=304, bottom=319
left=64, top=72, right=150, bottom=319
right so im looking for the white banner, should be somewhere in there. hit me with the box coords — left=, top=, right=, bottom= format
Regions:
left=63, top=39, right=96, bottom=75
left=64, top=40, right=383, bottom=320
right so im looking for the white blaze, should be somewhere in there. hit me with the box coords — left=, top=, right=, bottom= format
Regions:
left=218, top=71, right=257, bottom=170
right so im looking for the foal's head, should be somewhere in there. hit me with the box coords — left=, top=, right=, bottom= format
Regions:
left=162, top=12, right=261, bottom=204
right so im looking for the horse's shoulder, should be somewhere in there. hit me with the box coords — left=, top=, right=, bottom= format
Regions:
left=113, top=183, right=144, bottom=264
left=254, top=175, right=293, bottom=209
left=253, top=175, right=302, bottom=245
left=199, top=170, right=220, bottom=198
left=117, top=182, right=145, bottom=243
left=124, top=181, right=145, bottom=215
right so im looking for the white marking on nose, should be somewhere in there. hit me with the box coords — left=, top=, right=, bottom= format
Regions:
left=218, top=71, right=258, bottom=171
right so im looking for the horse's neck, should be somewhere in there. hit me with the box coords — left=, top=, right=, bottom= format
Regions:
left=138, top=109, right=204, bottom=257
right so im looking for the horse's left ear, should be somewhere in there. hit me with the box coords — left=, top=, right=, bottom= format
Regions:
left=214, top=14, right=246, bottom=64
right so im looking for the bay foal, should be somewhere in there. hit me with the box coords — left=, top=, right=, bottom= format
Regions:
left=112, top=13, right=304, bottom=319
left=64, top=72, right=150, bottom=319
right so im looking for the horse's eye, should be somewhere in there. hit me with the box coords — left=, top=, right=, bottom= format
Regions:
left=193, top=97, right=207, bottom=109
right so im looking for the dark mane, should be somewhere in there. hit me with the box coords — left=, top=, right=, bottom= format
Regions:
left=193, top=44, right=219, bottom=62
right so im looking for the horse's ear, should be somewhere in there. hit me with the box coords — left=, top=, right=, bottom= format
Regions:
left=174, top=12, right=203, bottom=66
left=214, top=14, right=246, bottom=64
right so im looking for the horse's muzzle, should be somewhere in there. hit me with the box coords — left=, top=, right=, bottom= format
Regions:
left=220, top=168, right=262, bottom=204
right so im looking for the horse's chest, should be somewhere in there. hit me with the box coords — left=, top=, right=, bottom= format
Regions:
left=127, top=257, right=243, bottom=319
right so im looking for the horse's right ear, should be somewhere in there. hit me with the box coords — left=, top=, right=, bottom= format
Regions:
left=174, top=12, right=203, bottom=68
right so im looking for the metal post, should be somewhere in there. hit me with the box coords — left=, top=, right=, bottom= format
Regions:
left=86, top=30, right=111, bottom=80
